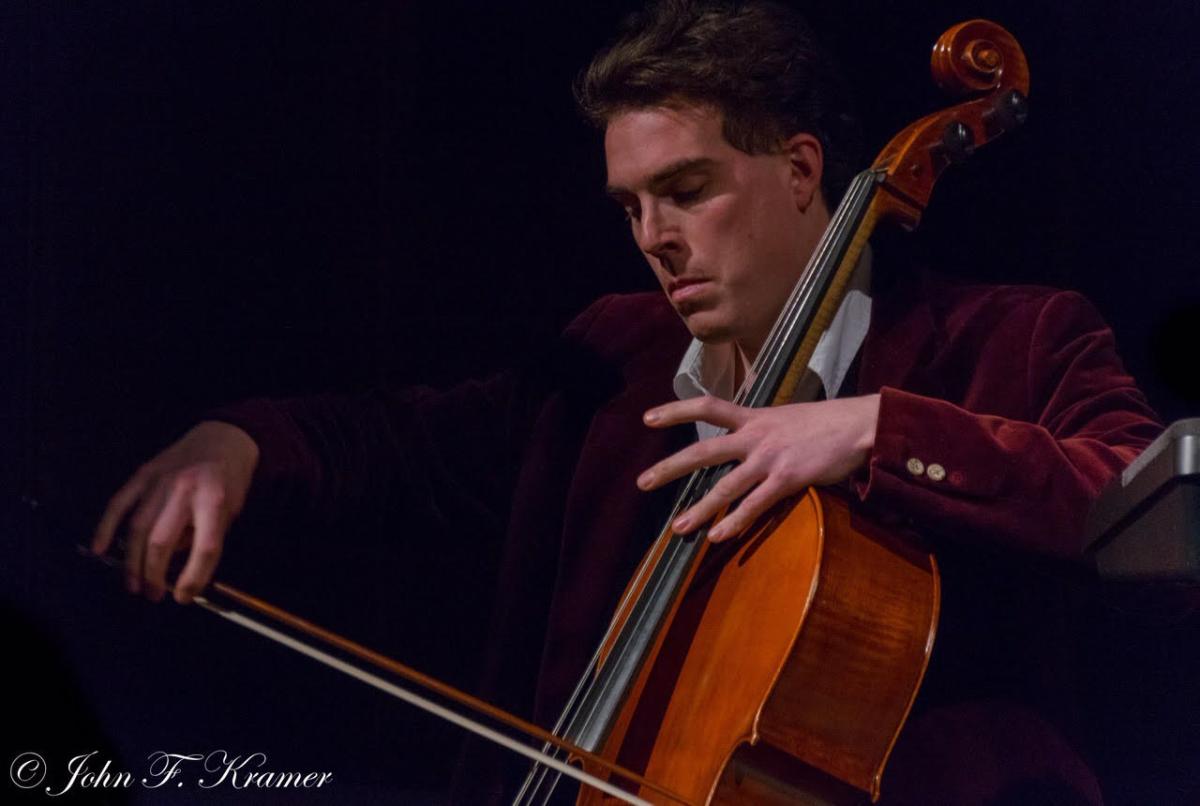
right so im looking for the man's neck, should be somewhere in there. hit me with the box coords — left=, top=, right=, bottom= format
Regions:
left=732, top=341, right=754, bottom=392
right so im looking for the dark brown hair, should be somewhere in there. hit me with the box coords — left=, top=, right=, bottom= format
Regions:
left=576, top=0, right=862, bottom=204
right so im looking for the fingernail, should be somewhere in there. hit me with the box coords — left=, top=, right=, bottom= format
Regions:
left=673, top=516, right=691, bottom=532
left=637, top=472, right=653, bottom=489
left=644, top=410, right=660, bottom=424
left=708, top=526, right=726, bottom=542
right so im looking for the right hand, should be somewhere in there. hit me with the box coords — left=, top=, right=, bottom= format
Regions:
left=91, top=420, right=260, bottom=605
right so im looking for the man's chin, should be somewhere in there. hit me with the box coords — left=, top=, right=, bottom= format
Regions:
left=679, top=310, right=734, bottom=345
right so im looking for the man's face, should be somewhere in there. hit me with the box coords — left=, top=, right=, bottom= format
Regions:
left=604, top=103, right=830, bottom=359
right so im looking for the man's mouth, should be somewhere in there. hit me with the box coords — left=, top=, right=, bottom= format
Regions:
left=668, top=277, right=712, bottom=305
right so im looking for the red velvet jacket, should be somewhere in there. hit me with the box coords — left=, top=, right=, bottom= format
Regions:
left=212, top=268, right=1161, bottom=803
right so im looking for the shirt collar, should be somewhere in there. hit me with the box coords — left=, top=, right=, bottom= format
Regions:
left=672, top=338, right=739, bottom=402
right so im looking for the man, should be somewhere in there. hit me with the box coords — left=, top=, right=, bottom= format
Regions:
left=92, top=1, right=1161, bottom=803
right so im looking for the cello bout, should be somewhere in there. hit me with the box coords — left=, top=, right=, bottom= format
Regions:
left=576, top=489, right=939, bottom=805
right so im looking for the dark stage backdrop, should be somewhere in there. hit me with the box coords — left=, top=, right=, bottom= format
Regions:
left=4, top=1, right=1199, bottom=804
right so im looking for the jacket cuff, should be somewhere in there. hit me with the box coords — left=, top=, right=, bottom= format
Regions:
left=854, top=386, right=1010, bottom=506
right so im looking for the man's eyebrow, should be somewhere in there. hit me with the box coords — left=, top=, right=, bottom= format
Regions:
left=604, top=157, right=716, bottom=198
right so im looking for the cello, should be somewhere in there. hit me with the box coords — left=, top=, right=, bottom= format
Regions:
left=514, top=18, right=1030, bottom=806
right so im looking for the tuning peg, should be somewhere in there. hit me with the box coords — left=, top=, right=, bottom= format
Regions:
left=940, top=120, right=976, bottom=164
left=984, top=89, right=1030, bottom=137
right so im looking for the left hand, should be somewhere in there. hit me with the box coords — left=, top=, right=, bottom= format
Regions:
left=636, top=394, right=881, bottom=542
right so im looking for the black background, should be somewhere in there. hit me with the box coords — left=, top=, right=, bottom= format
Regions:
left=3, top=1, right=1199, bottom=803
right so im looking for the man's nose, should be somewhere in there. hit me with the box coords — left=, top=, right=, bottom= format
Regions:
left=636, top=204, right=678, bottom=266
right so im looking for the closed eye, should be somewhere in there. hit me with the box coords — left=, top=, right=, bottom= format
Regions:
left=671, top=184, right=706, bottom=206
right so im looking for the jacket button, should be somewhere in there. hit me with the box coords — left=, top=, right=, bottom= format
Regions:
left=927, top=463, right=946, bottom=482
left=906, top=458, right=925, bottom=476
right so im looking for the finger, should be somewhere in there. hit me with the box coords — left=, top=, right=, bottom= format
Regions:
left=141, top=480, right=194, bottom=602
left=92, top=472, right=150, bottom=555
left=123, top=528, right=148, bottom=595
left=707, top=478, right=793, bottom=543
left=174, top=487, right=227, bottom=605
left=671, top=461, right=765, bottom=534
left=644, top=396, right=750, bottom=431
left=637, top=433, right=748, bottom=491
left=123, top=482, right=172, bottom=595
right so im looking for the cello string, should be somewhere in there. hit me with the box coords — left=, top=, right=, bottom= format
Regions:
left=515, top=170, right=878, bottom=805
left=741, top=170, right=879, bottom=409
left=513, top=511, right=697, bottom=803
left=514, top=469, right=720, bottom=801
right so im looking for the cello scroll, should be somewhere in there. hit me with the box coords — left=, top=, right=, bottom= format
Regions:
left=872, top=19, right=1030, bottom=229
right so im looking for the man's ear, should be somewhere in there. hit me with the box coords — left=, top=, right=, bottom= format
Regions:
left=781, top=132, right=824, bottom=212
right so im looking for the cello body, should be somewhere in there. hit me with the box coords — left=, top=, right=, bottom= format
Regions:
left=578, top=488, right=938, bottom=804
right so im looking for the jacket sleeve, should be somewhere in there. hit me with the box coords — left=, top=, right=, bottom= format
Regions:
left=854, top=290, right=1163, bottom=560
left=206, top=297, right=618, bottom=530
left=207, top=373, right=530, bottom=531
